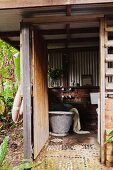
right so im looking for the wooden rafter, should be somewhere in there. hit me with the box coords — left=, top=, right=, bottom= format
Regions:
left=65, top=5, right=71, bottom=48
left=0, top=0, right=113, bottom=9
left=23, top=14, right=104, bottom=24
left=46, top=37, right=99, bottom=44
left=40, top=27, right=99, bottom=35
left=0, top=31, right=20, bottom=37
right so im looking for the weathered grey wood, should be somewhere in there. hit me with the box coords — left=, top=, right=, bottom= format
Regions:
left=105, top=40, right=113, bottom=47
left=106, top=54, right=113, bottom=62
left=100, top=17, right=105, bottom=164
left=20, top=22, right=32, bottom=159
left=104, top=17, right=109, bottom=96
left=106, top=68, right=113, bottom=76
left=106, top=82, right=113, bottom=90
left=0, top=0, right=113, bottom=9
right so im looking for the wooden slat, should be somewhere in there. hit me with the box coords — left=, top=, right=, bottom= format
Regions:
left=0, top=0, right=113, bottom=9
left=20, top=22, right=32, bottom=159
left=40, top=27, right=99, bottom=35
left=46, top=37, right=99, bottom=44
left=0, top=31, right=20, bottom=37
left=106, top=82, right=113, bottom=90
left=106, top=54, right=113, bottom=62
left=100, top=17, right=106, bottom=164
left=105, top=27, right=113, bottom=32
left=105, top=40, right=113, bottom=47
left=24, top=14, right=104, bottom=24
left=106, top=68, right=113, bottom=76
left=105, top=17, right=109, bottom=93
left=106, top=91, right=113, bottom=95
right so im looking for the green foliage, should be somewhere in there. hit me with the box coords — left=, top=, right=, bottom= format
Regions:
left=105, top=130, right=113, bottom=143
left=1, top=161, right=10, bottom=170
left=0, top=137, right=41, bottom=170
left=0, top=39, right=19, bottom=128
left=0, top=136, right=9, bottom=166
left=0, top=98, right=5, bottom=114
left=48, top=66, right=62, bottom=80
left=14, top=53, right=20, bottom=81
left=12, top=161, right=41, bottom=170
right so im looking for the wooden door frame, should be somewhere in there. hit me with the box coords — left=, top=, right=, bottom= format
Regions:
left=100, top=17, right=106, bottom=164
left=20, top=22, right=33, bottom=160
left=20, top=16, right=106, bottom=162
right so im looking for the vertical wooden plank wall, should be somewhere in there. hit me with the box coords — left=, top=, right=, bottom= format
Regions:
left=20, top=23, right=32, bottom=159
left=100, top=18, right=105, bottom=164
left=32, top=29, right=49, bottom=159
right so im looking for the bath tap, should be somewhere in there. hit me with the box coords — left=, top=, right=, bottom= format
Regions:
left=61, top=95, right=65, bottom=98
left=68, top=95, right=72, bottom=98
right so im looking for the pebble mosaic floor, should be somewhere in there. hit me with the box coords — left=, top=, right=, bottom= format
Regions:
left=34, top=133, right=111, bottom=170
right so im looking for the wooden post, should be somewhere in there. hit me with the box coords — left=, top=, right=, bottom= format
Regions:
left=20, top=22, right=32, bottom=159
left=100, top=17, right=105, bottom=164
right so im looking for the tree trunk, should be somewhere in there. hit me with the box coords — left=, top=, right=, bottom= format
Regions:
left=0, top=74, right=3, bottom=93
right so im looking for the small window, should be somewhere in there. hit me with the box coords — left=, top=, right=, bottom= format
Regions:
left=82, top=75, right=92, bottom=86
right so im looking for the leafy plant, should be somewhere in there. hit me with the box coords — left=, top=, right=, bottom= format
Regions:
left=14, top=52, right=20, bottom=81
left=0, top=39, right=19, bottom=129
left=0, top=98, right=5, bottom=114
left=0, top=137, right=41, bottom=170
left=105, top=130, right=113, bottom=143
left=0, top=137, right=9, bottom=164
left=48, top=66, right=62, bottom=80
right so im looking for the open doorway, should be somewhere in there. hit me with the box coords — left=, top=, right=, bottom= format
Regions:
left=46, top=21, right=100, bottom=140
left=37, top=21, right=103, bottom=169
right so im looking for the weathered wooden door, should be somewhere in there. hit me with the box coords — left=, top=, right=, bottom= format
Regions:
left=32, top=28, right=49, bottom=159
left=21, top=23, right=49, bottom=160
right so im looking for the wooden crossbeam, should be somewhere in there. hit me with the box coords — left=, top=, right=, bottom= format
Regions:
left=46, top=37, right=99, bottom=43
left=24, top=14, right=104, bottom=24
left=0, top=0, right=113, bottom=9
left=65, top=5, right=71, bottom=48
left=0, top=31, right=20, bottom=37
left=40, top=27, right=99, bottom=35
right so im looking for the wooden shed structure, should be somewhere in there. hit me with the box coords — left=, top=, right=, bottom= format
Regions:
left=1, top=0, right=113, bottom=166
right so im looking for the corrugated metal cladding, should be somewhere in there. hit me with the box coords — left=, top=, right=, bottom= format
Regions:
left=48, top=48, right=99, bottom=87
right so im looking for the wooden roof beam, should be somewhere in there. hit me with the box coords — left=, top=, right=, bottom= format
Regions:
left=46, top=37, right=99, bottom=44
left=65, top=5, right=71, bottom=48
left=40, top=27, right=99, bottom=35
left=24, top=14, right=104, bottom=24
left=0, top=0, right=113, bottom=9
left=0, top=31, right=20, bottom=38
